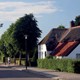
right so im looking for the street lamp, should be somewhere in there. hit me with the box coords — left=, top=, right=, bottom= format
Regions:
left=24, top=35, right=28, bottom=69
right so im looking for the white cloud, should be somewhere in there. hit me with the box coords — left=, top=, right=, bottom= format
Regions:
left=0, top=1, right=59, bottom=22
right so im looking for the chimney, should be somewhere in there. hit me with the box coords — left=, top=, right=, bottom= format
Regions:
left=70, top=20, right=75, bottom=27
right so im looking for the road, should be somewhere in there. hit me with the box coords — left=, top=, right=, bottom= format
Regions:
left=0, top=65, right=53, bottom=80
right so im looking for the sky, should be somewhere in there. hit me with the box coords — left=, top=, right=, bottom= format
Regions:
left=0, top=0, right=80, bottom=41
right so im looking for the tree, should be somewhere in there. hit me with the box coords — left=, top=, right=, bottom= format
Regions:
left=0, top=23, right=18, bottom=64
left=75, top=15, right=80, bottom=26
left=13, top=14, right=42, bottom=66
left=0, top=24, right=17, bottom=56
left=14, top=14, right=41, bottom=52
left=57, top=25, right=65, bottom=29
left=0, top=14, right=41, bottom=66
left=0, top=42, right=7, bottom=64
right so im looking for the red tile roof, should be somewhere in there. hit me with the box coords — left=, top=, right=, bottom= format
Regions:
left=52, top=41, right=79, bottom=56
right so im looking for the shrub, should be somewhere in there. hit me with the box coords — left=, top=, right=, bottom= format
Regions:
left=37, top=58, right=80, bottom=73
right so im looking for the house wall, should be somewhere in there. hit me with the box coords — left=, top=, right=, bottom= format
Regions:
left=38, top=44, right=80, bottom=59
left=64, top=44, right=80, bottom=59
left=38, top=44, right=47, bottom=59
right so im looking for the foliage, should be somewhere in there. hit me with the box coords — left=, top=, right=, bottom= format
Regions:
left=13, top=14, right=42, bottom=53
left=0, top=23, right=18, bottom=58
left=46, top=55, right=55, bottom=59
left=71, top=15, right=80, bottom=26
left=0, top=14, right=41, bottom=65
left=57, top=25, right=65, bottom=29
left=37, top=59, right=80, bottom=73
left=75, top=15, right=80, bottom=26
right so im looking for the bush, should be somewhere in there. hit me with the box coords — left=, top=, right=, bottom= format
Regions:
left=74, top=60, right=80, bottom=73
left=37, top=59, right=80, bottom=73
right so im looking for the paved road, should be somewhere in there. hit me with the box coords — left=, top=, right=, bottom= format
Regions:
left=0, top=65, right=53, bottom=80
left=28, top=67, right=80, bottom=80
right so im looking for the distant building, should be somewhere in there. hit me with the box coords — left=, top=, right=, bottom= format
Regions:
left=38, top=24, right=80, bottom=59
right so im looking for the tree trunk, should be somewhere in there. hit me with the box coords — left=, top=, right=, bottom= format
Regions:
left=28, top=54, right=31, bottom=67
left=19, top=53, right=21, bottom=65
left=14, top=56, right=16, bottom=64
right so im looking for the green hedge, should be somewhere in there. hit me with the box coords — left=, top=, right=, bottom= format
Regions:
left=37, top=59, right=80, bottom=73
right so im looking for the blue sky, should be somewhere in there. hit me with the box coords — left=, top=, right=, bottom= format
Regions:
left=0, top=0, right=80, bottom=41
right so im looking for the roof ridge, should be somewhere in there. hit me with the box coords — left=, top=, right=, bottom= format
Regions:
left=38, top=29, right=53, bottom=45
left=59, top=28, right=71, bottom=42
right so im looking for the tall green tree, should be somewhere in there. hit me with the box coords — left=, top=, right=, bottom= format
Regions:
left=13, top=14, right=42, bottom=58
left=0, top=23, right=18, bottom=64
left=0, top=14, right=41, bottom=66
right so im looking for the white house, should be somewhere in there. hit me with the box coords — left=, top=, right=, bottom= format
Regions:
left=38, top=25, right=80, bottom=59
left=38, top=28, right=68, bottom=59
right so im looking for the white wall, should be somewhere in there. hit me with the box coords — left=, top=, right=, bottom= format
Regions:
left=64, top=44, right=80, bottom=59
left=38, top=44, right=47, bottom=59
left=38, top=43, right=80, bottom=59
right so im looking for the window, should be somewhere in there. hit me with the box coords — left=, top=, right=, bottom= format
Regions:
left=76, top=54, right=80, bottom=59
left=38, top=46, right=41, bottom=50
left=45, top=52, right=46, bottom=57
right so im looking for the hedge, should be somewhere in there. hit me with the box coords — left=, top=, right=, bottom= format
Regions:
left=37, top=59, right=80, bottom=73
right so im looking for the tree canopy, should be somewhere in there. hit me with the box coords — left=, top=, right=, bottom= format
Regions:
left=75, top=15, right=80, bottom=26
left=13, top=14, right=42, bottom=52
left=57, top=25, right=65, bottom=29
left=0, top=14, right=42, bottom=60
left=71, top=15, right=80, bottom=27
